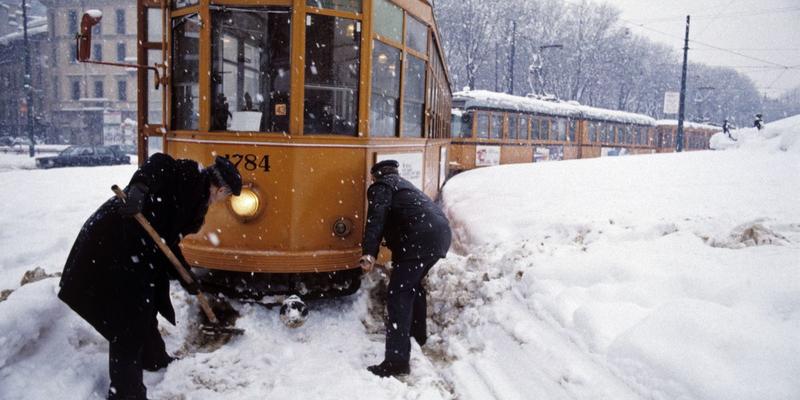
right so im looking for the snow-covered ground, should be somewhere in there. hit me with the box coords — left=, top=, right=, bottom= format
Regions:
left=0, top=116, right=798, bottom=399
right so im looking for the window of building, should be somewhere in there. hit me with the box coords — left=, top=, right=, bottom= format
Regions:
left=117, top=43, right=126, bottom=62
left=71, top=80, right=81, bottom=100
left=171, top=14, right=200, bottom=130
left=211, top=7, right=292, bottom=132
left=70, top=44, right=77, bottom=63
left=372, top=0, right=402, bottom=42
left=303, top=14, right=360, bottom=135
left=490, top=114, right=503, bottom=139
left=94, top=81, right=104, bottom=98
left=401, top=54, right=425, bottom=137
left=92, top=19, right=101, bottom=36
left=118, top=80, right=127, bottom=101
left=476, top=113, right=489, bottom=138
left=53, top=78, right=59, bottom=101
left=369, top=40, right=401, bottom=137
left=116, top=9, right=125, bottom=34
left=93, top=44, right=102, bottom=61
left=68, top=10, right=78, bottom=35
left=306, top=0, right=361, bottom=13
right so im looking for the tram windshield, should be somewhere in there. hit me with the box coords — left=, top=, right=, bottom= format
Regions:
left=211, top=7, right=291, bottom=133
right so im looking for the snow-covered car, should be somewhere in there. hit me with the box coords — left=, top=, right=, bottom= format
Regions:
left=35, top=145, right=130, bottom=169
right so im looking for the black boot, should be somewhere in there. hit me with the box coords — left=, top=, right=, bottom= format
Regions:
left=142, top=353, right=174, bottom=372
left=367, top=360, right=410, bottom=377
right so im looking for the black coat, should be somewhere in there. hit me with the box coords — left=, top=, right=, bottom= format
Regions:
left=58, top=153, right=211, bottom=340
left=362, top=174, right=451, bottom=262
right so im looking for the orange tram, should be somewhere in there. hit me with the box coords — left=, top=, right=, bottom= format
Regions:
left=449, top=90, right=720, bottom=172
left=81, top=0, right=453, bottom=299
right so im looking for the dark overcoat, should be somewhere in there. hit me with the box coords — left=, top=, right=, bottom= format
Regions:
left=362, top=173, right=451, bottom=262
left=58, top=153, right=211, bottom=340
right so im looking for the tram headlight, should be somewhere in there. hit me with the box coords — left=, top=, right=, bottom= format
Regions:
left=332, top=218, right=353, bottom=238
left=229, top=188, right=261, bottom=220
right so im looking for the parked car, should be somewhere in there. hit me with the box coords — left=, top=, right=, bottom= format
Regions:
left=107, top=143, right=137, bottom=155
left=36, top=145, right=131, bottom=169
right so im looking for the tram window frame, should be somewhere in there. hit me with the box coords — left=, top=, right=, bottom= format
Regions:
left=372, top=0, right=402, bottom=43
left=173, top=0, right=199, bottom=9
left=303, top=13, right=361, bottom=136
left=508, top=113, right=518, bottom=140
left=568, top=119, right=576, bottom=142
left=307, top=0, right=362, bottom=14
left=531, top=117, right=540, bottom=140
left=401, top=54, right=426, bottom=137
left=370, top=40, right=401, bottom=137
left=490, top=113, right=504, bottom=139
left=519, top=114, right=529, bottom=140
left=171, top=13, right=201, bottom=131
left=210, top=6, right=292, bottom=134
left=476, top=112, right=489, bottom=139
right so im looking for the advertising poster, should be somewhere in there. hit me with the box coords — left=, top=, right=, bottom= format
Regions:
left=475, top=145, right=500, bottom=166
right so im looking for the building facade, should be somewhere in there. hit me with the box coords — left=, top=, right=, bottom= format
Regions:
left=0, top=14, right=50, bottom=141
left=40, top=0, right=137, bottom=145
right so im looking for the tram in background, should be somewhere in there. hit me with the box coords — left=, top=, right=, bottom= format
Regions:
left=448, top=90, right=658, bottom=173
left=654, top=120, right=721, bottom=153
left=78, top=0, right=452, bottom=299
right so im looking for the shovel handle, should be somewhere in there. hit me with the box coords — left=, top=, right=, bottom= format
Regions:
left=112, top=185, right=220, bottom=324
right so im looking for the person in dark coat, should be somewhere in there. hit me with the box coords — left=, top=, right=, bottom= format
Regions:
left=359, top=159, right=451, bottom=377
left=58, top=153, right=242, bottom=400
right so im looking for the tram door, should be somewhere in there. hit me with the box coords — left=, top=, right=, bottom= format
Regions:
left=137, top=1, right=168, bottom=164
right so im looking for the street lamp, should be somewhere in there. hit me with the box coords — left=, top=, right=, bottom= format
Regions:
left=528, top=44, right=563, bottom=96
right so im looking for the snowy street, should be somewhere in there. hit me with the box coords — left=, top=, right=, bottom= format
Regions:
left=1, top=117, right=799, bottom=399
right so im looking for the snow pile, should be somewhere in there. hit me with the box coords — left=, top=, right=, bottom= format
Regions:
left=710, top=114, right=800, bottom=153
left=437, top=115, right=800, bottom=399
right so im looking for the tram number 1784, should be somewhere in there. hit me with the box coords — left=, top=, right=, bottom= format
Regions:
left=224, top=153, right=270, bottom=172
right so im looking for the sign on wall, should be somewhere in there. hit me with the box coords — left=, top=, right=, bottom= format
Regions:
left=475, top=145, right=500, bottom=166
left=377, top=152, right=424, bottom=189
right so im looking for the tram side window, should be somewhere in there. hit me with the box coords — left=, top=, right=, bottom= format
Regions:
left=568, top=119, right=576, bottom=142
left=211, top=7, right=291, bottom=133
left=174, top=0, right=199, bottom=8
left=370, top=40, right=401, bottom=137
left=519, top=115, right=529, bottom=140
left=172, top=14, right=200, bottom=131
left=554, top=118, right=566, bottom=141
left=476, top=113, right=489, bottom=138
left=490, top=114, right=503, bottom=139
left=304, top=14, right=361, bottom=136
left=402, top=55, right=426, bottom=137
left=451, top=111, right=472, bottom=138
left=531, top=117, right=540, bottom=140
left=508, top=114, right=518, bottom=139
left=588, top=122, right=596, bottom=143
left=372, top=0, right=402, bottom=42
left=307, top=0, right=361, bottom=13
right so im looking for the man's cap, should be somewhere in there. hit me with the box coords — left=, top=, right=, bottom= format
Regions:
left=213, top=156, right=242, bottom=196
left=371, top=159, right=399, bottom=176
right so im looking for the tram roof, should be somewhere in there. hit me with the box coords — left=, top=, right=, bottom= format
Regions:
left=453, top=90, right=657, bottom=126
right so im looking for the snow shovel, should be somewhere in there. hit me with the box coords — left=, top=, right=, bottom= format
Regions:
left=112, top=185, right=244, bottom=337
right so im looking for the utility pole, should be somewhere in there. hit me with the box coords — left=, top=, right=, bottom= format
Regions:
left=22, top=0, right=35, bottom=157
left=676, top=15, right=690, bottom=152
left=508, top=20, right=516, bottom=94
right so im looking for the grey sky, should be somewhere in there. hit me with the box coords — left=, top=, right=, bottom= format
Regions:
left=600, top=0, right=800, bottom=98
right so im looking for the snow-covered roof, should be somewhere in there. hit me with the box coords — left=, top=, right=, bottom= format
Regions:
left=656, top=119, right=721, bottom=131
left=0, top=17, right=47, bottom=46
left=453, top=90, right=656, bottom=126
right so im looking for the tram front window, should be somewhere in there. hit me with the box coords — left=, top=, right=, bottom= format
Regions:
left=211, top=7, right=291, bottom=133
left=304, top=14, right=361, bottom=136
left=172, top=14, right=200, bottom=131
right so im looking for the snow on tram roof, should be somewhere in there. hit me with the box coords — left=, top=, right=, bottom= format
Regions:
left=656, top=119, right=721, bottom=131
left=453, top=90, right=656, bottom=126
